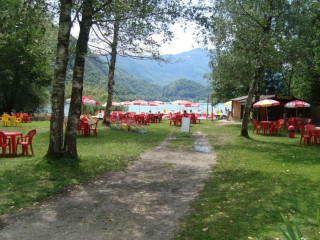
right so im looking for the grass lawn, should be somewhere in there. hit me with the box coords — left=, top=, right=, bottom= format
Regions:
left=0, top=120, right=171, bottom=215
left=1, top=119, right=320, bottom=239
left=177, top=120, right=320, bottom=240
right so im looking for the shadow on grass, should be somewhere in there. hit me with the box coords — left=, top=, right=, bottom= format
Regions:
left=179, top=168, right=320, bottom=240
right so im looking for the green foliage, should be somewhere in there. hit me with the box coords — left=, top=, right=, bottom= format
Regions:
left=0, top=0, right=54, bottom=113
left=206, top=49, right=254, bottom=102
left=200, top=0, right=320, bottom=105
left=279, top=213, right=304, bottom=240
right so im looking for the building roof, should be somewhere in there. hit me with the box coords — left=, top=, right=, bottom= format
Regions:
left=231, top=95, right=276, bottom=105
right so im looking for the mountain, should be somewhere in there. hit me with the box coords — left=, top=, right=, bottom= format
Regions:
left=115, top=48, right=212, bottom=86
left=66, top=49, right=213, bottom=102
left=163, top=79, right=212, bottom=102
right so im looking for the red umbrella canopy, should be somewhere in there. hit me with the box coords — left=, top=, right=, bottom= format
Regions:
left=132, top=99, right=148, bottom=105
left=66, top=96, right=99, bottom=106
left=102, top=102, right=121, bottom=107
left=284, top=100, right=311, bottom=108
left=184, top=102, right=200, bottom=108
left=121, top=101, right=132, bottom=106
left=148, top=101, right=159, bottom=106
left=171, top=100, right=192, bottom=105
left=253, top=99, right=280, bottom=108
left=153, top=101, right=165, bottom=105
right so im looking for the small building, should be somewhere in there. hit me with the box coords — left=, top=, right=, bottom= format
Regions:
left=231, top=95, right=302, bottom=121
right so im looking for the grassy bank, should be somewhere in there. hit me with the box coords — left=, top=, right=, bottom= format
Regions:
left=177, top=121, right=320, bottom=239
left=0, top=121, right=170, bottom=215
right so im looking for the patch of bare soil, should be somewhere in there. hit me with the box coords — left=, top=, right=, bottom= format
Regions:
left=215, top=119, right=241, bottom=126
left=0, top=132, right=216, bottom=240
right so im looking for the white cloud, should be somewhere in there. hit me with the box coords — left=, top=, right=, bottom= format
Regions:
left=158, top=24, right=203, bottom=55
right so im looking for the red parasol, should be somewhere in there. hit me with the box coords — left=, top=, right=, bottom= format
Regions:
left=284, top=100, right=311, bottom=117
left=121, top=101, right=132, bottom=106
left=253, top=99, right=280, bottom=108
left=102, top=102, right=121, bottom=107
left=66, top=96, right=99, bottom=106
left=284, top=100, right=310, bottom=108
left=253, top=99, right=280, bottom=121
left=132, top=99, right=148, bottom=113
left=171, top=100, right=192, bottom=106
left=132, top=99, right=148, bottom=106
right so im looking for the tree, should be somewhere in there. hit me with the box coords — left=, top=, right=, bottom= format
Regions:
left=206, top=49, right=254, bottom=103
left=0, top=0, right=53, bottom=113
left=64, top=0, right=95, bottom=158
left=47, top=0, right=73, bottom=159
left=198, top=0, right=288, bottom=136
left=64, top=0, right=114, bottom=158
left=89, top=0, right=183, bottom=119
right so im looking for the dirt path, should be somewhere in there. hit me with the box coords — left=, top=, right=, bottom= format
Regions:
left=0, top=131, right=216, bottom=240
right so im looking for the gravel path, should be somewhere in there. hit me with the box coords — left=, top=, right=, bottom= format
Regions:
left=0, top=131, right=216, bottom=240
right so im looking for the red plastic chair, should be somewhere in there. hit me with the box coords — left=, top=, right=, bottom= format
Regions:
left=157, top=113, right=164, bottom=123
left=16, top=129, right=36, bottom=156
left=297, top=125, right=312, bottom=145
left=268, top=120, right=278, bottom=135
left=276, top=119, right=284, bottom=134
left=77, top=119, right=86, bottom=137
left=0, top=131, right=11, bottom=157
left=251, top=119, right=261, bottom=134
left=304, top=124, right=317, bottom=145
left=89, top=120, right=99, bottom=137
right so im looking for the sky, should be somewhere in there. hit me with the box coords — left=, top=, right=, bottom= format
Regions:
left=155, top=24, right=203, bottom=55
left=71, top=22, right=204, bottom=56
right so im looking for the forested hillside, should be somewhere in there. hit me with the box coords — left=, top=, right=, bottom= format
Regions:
left=115, top=48, right=211, bottom=86
left=66, top=51, right=212, bottom=102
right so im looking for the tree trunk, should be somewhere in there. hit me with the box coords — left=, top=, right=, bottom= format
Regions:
left=47, top=0, right=72, bottom=159
left=64, top=0, right=93, bottom=158
left=240, top=0, right=274, bottom=137
left=105, top=19, right=120, bottom=119
left=252, top=73, right=263, bottom=120
left=241, top=57, right=264, bottom=137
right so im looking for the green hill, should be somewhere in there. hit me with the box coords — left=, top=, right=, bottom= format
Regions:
left=115, top=48, right=211, bottom=86
left=66, top=50, right=212, bottom=102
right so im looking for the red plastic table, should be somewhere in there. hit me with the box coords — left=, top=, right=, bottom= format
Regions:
left=260, top=121, right=272, bottom=135
left=3, top=131, right=22, bottom=156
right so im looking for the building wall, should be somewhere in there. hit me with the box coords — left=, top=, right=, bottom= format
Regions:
left=232, top=101, right=242, bottom=119
left=311, top=106, right=320, bottom=125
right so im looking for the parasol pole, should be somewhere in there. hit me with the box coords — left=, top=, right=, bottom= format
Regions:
left=211, top=94, right=214, bottom=122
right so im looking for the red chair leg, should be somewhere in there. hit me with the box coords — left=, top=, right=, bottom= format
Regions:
left=2, top=146, right=6, bottom=158
left=25, top=145, right=29, bottom=156
left=30, top=144, right=34, bottom=155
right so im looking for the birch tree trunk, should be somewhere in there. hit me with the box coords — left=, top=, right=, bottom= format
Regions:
left=240, top=1, right=275, bottom=137
left=64, top=0, right=93, bottom=158
left=47, top=0, right=72, bottom=159
left=105, top=19, right=120, bottom=119
left=241, top=56, right=264, bottom=137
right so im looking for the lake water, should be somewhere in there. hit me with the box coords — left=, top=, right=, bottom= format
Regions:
left=125, top=102, right=229, bottom=114
left=46, top=102, right=230, bottom=115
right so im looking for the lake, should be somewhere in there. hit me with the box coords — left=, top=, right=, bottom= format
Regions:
left=46, top=102, right=230, bottom=115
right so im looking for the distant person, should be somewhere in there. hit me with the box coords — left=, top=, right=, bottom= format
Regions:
left=183, top=110, right=188, bottom=117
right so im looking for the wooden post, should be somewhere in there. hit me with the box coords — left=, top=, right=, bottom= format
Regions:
left=207, top=95, right=209, bottom=119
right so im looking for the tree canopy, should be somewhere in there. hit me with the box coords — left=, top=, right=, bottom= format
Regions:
left=0, top=0, right=54, bottom=113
